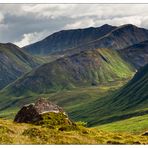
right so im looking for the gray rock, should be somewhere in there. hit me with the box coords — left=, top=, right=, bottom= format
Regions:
left=14, top=98, right=65, bottom=123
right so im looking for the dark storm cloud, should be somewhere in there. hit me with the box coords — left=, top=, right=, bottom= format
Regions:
left=2, top=13, right=73, bottom=41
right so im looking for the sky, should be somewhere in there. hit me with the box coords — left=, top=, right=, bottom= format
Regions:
left=0, top=4, right=148, bottom=47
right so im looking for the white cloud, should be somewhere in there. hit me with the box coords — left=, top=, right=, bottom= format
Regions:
left=22, top=4, right=77, bottom=19
left=65, top=18, right=95, bottom=29
left=0, top=13, right=4, bottom=23
left=94, top=16, right=144, bottom=28
left=20, top=4, right=148, bottom=20
left=14, top=31, right=48, bottom=47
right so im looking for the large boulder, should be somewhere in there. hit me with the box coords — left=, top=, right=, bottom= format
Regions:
left=14, top=98, right=66, bottom=123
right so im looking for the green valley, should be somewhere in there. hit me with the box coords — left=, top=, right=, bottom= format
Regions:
left=0, top=20, right=147, bottom=145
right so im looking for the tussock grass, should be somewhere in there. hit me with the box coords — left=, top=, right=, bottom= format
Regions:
left=0, top=118, right=147, bottom=144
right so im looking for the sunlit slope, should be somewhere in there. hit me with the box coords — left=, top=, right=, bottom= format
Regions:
left=2, top=48, right=134, bottom=96
left=0, top=118, right=147, bottom=144
left=97, top=114, right=148, bottom=134
left=68, top=64, right=148, bottom=126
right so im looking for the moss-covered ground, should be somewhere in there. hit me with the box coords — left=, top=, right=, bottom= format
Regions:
left=0, top=118, right=147, bottom=144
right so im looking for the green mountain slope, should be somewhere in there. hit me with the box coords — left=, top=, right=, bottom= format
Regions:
left=0, top=47, right=135, bottom=115
left=0, top=80, right=125, bottom=119
left=2, top=48, right=134, bottom=95
left=68, top=64, right=148, bottom=126
left=97, top=114, right=148, bottom=134
left=0, top=43, right=40, bottom=89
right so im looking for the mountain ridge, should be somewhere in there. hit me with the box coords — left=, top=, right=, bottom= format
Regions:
left=68, top=64, right=148, bottom=126
left=119, top=40, right=148, bottom=69
left=3, top=47, right=135, bottom=96
left=23, top=24, right=148, bottom=58
left=23, top=24, right=117, bottom=55
left=0, top=43, right=40, bottom=89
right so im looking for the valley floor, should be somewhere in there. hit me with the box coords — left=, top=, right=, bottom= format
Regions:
left=0, top=118, right=148, bottom=144
left=0, top=80, right=127, bottom=119
left=0, top=80, right=147, bottom=144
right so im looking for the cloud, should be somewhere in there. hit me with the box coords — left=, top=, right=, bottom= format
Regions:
left=65, top=18, right=95, bottom=29
left=0, top=4, right=148, bottom=46
left=14, top=31, right=49, bottom=47
left=0, top=13, right=4, bottom=23
left=93, top=16, right=144, bottom=27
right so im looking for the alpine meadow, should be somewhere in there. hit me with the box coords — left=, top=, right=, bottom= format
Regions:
left=0, top=4, right=148, bottom=145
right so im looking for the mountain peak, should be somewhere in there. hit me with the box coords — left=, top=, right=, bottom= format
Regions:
left=101, top=24, right=114, bottom=28
left=23, top=24, right=116, bottom=55
left=118, top=24, right=138, bottom=30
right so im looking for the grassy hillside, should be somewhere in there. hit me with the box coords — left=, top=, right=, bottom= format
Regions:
left=0, top=43, right=40, bottom=89
left=0, top=50, right=146, bottom=133
left=2, top=48, right=134, bottom=96
left=97, top=114, right=148, bottom=134
left=0, top=80, right=126, bottom=119
left=67, top=64, right=148, bottom=126
left=2, top=79, right=146, bottom=136
left=0, top=118, right=147, bottom=144
left=0, top=47, right=135, bottom=116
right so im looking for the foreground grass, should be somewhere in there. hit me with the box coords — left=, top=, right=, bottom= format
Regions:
left=96, top=114, right=148, bottom=134
left=0, top=118, right=148, bottom=144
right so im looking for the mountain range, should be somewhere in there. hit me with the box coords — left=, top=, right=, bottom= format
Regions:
left=1, top=48, right=134, bottom=96
left=23, top=24, right=148, bottom=57
left=23, top=24, right=116, bottom=55
left=0, top=23, right=147, bottom=133
left=23, top=24, right=148, bottom=70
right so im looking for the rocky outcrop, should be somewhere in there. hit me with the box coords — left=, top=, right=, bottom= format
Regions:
left=14, top=98, right=65, bottom=123
left=142, top=131, right=148, bottom=136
